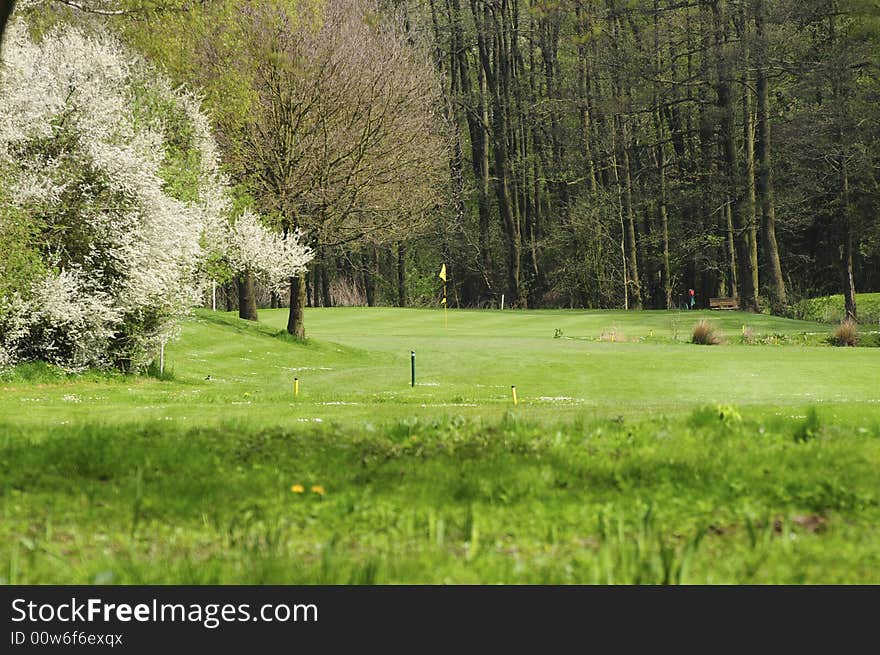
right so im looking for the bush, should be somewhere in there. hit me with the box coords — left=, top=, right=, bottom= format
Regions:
left=790, top=293, right=880, bottom=325
left=832, top=319, right=859, bottom=347
left=692, top=320, right=723, bottom=345
left=0, top=22, right=226, bottom=372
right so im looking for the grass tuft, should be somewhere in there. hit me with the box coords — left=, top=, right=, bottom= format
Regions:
left=831, top=318, right=859, bottom=347
left=692, top=319, right=723, bottom=345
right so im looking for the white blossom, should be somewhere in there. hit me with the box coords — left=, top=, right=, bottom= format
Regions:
left=0, top=19, right=313, bottom=372
left=223, top=210, right=314, bottom=291
left=0, top=21, right=218, bottom=370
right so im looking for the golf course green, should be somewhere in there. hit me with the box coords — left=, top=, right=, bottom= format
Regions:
left=2, top=307, right=879, bottom=583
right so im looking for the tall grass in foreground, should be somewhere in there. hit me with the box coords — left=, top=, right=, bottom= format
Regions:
left=2, top=408, right=879, bottom=584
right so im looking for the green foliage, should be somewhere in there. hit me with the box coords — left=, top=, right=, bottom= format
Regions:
left=791, top=293, right=880, bottom=325
left=130, top=78, right=203, bottom=202
left=0, top=190, right=44, bottom=306
left=0, top=361, right=67, bottom=383
left=118, top=0, right=317, bottom=144
left=0, top=360, right=125, bottom=384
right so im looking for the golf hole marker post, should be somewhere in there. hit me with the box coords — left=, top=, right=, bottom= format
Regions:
left=294, top=377, right=299, bottom=396
left=511, top=385, right=517, bottom=405
left=411, top=351, right=416, bottom=387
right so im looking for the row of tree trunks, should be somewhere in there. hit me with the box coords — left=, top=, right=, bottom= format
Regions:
left=269, top=0, right=866, bottom=321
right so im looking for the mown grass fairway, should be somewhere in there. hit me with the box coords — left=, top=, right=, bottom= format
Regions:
left=2, top=308, right=880, bottom=583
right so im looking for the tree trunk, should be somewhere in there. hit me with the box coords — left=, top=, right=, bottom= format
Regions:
left=653, top=1, right=673, bottom=309
left=320, top=257, right=332, bottom=308
left=477, top=84, right=493, bottom=298
left=829, top=8, right=857, bottom=322
left=609, top=11, right=642, bottom=310
left=224, top=282, right=235, bottom=312
left=657, top=141, right=672, bottom=310
left=237, top=271, right=258, bottom=321
left=575, top=3, right=598, bottom=194
left=841, top=161, right=857, bottom=321
left=287, top=272, right=307, bottom=339
left=698, top=1, right=719, bottom=302
left=609, top=133, right=629, bottom=309
left=724, top=201, right=737, bottom=297
left=363, top=249, right=377, bottom=307
left=739, top=11, right=760, bottom=310
left=754, top=0, right=786, bottom=313
left=396, top=241, right=407, bottom=307
left=621, top=137, right=642, bottom=310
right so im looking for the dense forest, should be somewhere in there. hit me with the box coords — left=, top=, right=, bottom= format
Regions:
left=411, top=0, right=880, bottom=317
left=2, top=0, right=879, bottom=320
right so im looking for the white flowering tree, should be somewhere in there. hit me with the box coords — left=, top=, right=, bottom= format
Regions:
left=0, top=18, right=311, bottom=371
left=209, top=209, right=313, bottom=321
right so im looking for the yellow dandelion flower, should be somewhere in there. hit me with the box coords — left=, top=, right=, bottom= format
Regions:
left=311, top=485, right=325, bottom=496
left=291, top=484, right=304, bottom=493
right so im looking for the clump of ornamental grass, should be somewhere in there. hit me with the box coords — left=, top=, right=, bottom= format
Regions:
left=599, top=327, right=625, bottom=342
left=832, top=318, right=859, bottom=347
left=692, top=319, right=723, bottom=345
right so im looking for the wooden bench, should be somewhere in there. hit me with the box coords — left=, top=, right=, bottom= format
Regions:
left=709, top=297, right=740, bottom=310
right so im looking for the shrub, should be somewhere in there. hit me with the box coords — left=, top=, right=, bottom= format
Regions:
left=0, top=22, right=314, bottom=372
left=790, top=293, right=880, bottom=325
left=832, top=319, right=859, bottom=347
left=692, top=320, right=722, bottom=345
left=0, top=22, right=220, bottom=371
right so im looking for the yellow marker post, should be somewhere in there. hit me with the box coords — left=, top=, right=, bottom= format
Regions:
left=294, top=377, right=299, bottom=397
left=511, top=385, right=518, bottom=406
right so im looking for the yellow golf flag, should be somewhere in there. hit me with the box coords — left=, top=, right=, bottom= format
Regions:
left=440, top=297, right=447, bottom=304
left=438, top=263, right=447, bottom=281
